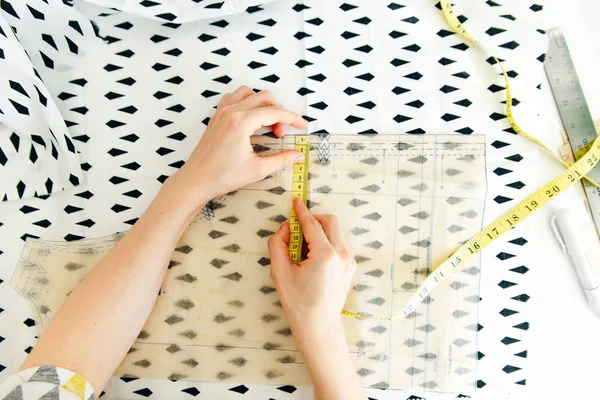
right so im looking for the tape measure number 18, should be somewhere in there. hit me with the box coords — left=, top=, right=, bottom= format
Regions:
left=288, top=136, right=310, bottom=262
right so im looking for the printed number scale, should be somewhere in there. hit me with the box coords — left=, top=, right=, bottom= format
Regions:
left=544, top=28, right=600, bottom=238
left=288, top=136, right=310, bottom=262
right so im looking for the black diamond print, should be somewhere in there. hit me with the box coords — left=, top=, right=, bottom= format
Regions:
left=353, top=17, right=371, bottom=25
left=343, top=59, right=360, bottom=67
left=491, top=140, right=510, bottom=149
left=258, top=18, right=276, bottom=26
left=248, top=61, right=266, bottom=69
left=438, top=57, right=456, bottom=66
left=261, top=74, right=280, bottom=83
left=355, top=45, right=372, bottom=53
left=500, top=41, right=520, bottom=50
left=212, top=48, right=231, bottom=56
left=392, top=86, right=410, bottom=95
left=452, top=43, right=469, bottom=51
left=9, top=81, right=28, bottom=98
left=358, top=101, right=376, bottom=110
left=210, top=19, right=229, bottom=28
left=344, top=87, right=362, bottom=96
left=296, top=59, right=313, bottom=68
left=454, top=99, right=472, bottom=107
left=437, top=29, right=454, bottom=38
left=309, top=73, right=326, bottom=82
left=246, top=4, right=263, bottom=13
left=340, top=3, right=357, bottom=11
left=133, top=388, right=153, bottom=397
left=260, top=46, right=278, bottom=55
left=494, top=195, right=512, bottom=204
left=10, top=100, right=29, bottom=115
left=404, top=72, right=422, bottom=80
left=406, top=100, right=424, bottom=108
left=341, top=31, right=359, bottom=39
left=150, top=34, right=168, bottom=43
left=277, top=385, right=297, bottom=394
left=507, top=181, right=525, bottom=189
left=310, top=102, right=328, bottom=110
left=229, top=385, right=249, bottom=394
left=246, top=32, right=264, bottom=41
left=346, top=115, right=364, bottom=124
left=441, top=113, right=460, bottom=122
left=403, top=44, right=421, bottom=52
left=200, top=62, right=218, bottom=71
left=394, top=114, right=412, bottom=123
left=389, top=30, right=407, bottom=39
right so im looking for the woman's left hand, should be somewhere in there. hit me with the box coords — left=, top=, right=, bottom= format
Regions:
left=165, top=86, right=308, bottom=213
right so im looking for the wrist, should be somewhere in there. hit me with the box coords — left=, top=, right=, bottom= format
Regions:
left=291, top=313, right=346, bottom=353
left=159, top=173, right=212, bottom=217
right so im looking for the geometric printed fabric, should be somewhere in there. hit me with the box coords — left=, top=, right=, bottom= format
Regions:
left=80, top=0, right=279, bottom=23
left=0, top=366, right=95, bottom=400
left=0, top=0, right=549, bottom=398
left=12, top=134, right=487, bottom=394
left=0, top=13, right=82, bottom=201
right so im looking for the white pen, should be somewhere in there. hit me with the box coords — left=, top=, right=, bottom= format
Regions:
left=551, top=208, right=600, bottom=318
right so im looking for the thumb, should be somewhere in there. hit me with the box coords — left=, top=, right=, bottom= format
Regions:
left=268, top=222, right=293, bottom=274
left=259, top=149, right=304, bottom=176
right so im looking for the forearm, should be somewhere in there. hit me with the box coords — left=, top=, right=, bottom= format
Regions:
left=294, top=317, right=367, bottom=400
left=20, top=181, right=204, bottom=393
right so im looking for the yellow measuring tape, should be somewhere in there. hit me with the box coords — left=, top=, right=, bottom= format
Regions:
left=287, top=1, right=600, bottom=320
left=342, top=137, right=600, bottom=320
left=288, top=136, right=310, bottom=262
left=440, top=0, right=599, bottom=188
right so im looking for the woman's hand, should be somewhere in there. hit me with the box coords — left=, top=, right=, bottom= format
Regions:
left=268, top=198, right=366, bottom=400
left=268, top=197, right=357, bottom=336
left=166, top=86, right=307, bottom=212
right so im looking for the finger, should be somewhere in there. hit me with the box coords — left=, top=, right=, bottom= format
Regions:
left=257, top=149, right=304, bottom=177
left=243, top=107, right=308, bottom=136
left=268, top=222, right=293, bottom=275
left=293, top=197, right=328, bottom=245
left=234, top=90, right=280, bottom=112
left=218, top=86, right=254, bottom=108
left=217, top=93, right=231, bottom=108
left=272, top=122, right=285, bottom=138
left=314, top=214, right=347, bottom=255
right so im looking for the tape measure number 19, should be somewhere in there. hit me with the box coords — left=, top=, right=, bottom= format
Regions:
left=288, top=136, right=310, bottom=262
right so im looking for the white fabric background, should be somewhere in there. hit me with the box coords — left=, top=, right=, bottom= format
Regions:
left=0, top=0, right=558, bottom=398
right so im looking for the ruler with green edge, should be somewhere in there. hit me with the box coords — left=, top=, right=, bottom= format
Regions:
left=288, top=136, right=309, bottom=262
left=544, top=28, right=600, bottom=237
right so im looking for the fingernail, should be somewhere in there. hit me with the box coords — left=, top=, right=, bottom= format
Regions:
left=295, top=153, right=305, bottom=162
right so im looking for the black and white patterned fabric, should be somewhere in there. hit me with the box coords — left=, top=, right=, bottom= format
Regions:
left=81, top=0, right=278, bottom=23
left=0, top=13, right=82, bottom=201
left=0, top=0, right=549, bottom=398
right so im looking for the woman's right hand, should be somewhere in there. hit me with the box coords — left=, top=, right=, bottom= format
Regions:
left=268, top=198, right=367, bottom=400
left=268, top=197, right=357, bottom=343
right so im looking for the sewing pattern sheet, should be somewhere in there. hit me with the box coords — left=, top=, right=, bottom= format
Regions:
left=0, top=0, right=549, bottom=398
left=11, top=135, right=486, bottom=393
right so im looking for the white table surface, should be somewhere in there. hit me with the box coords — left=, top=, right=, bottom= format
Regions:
left=526, top=1, right=600, bottom=398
